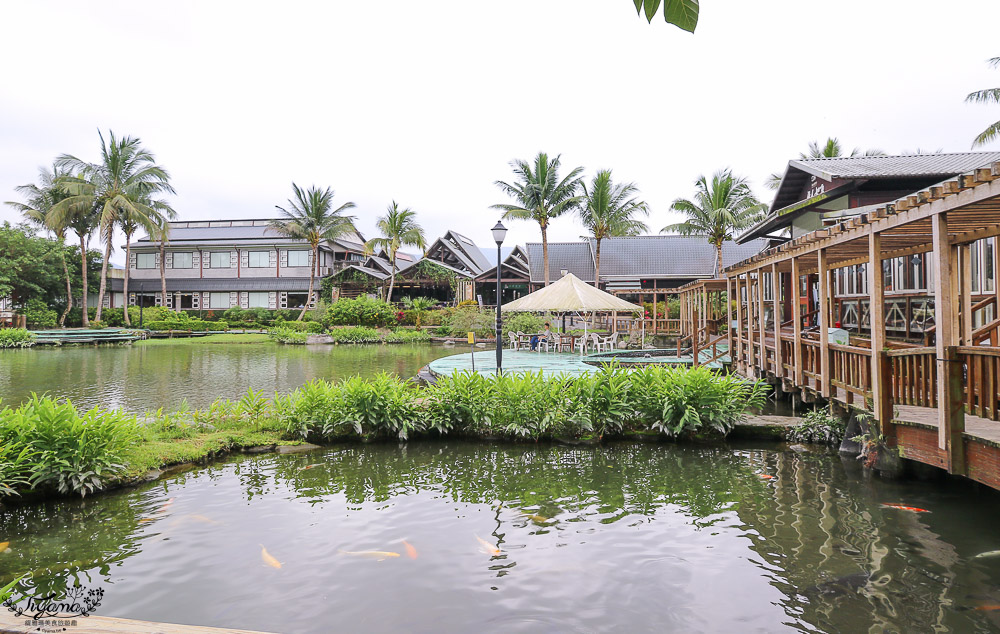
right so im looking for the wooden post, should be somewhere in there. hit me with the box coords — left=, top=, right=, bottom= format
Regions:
left=735, top=275, right=744, bottom=373
left=747, top=273, right=757, bottom=375
left=772, top=263, right=783, bottom=378
left=652, top=291, right=658, bottom=334
left=727, top=277, right=734, bottom=364
left=818, top=249, right=831, bottom=398
left=755, top=268, right=765, bottom=374
left=932, top=213, right=965, bottom=473
left=960, top=244, right=973, bottom=345
left=868, top=232, right=890, bottom=430
left=791, top=257, right=803, bottom=386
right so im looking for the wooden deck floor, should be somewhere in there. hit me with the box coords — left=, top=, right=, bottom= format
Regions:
left=895, top=405, right=1000, bottom=447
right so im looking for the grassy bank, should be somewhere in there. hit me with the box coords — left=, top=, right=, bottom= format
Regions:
left=136, top=333, right=271, bottom=346
left=0, top=366, right=768, bottom=501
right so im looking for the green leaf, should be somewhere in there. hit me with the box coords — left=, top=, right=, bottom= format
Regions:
left=663, top=0, right=699, bottom=32
left=643, top=0, right=661, bottom=22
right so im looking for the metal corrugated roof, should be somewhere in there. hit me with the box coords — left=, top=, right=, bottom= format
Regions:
left=789, top=152, right=1000, bottom=181
left=137, top=220, right=366, bottom=250
left=526, top=243, right=595, bottom=283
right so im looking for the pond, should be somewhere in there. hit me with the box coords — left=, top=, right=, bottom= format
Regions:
left=0, top=342, right=456, bottom=412
left=2, top=441, right=1000, bottom=633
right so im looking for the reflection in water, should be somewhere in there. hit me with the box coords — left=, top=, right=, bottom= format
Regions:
left=0, top=342, right=455, bottom=412
left=2, top=442, right=1000, bottom=632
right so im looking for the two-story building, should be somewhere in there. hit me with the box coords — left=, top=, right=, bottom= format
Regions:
left=127, top=219, right=367, bottom=311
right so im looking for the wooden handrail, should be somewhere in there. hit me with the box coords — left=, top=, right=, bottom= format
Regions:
left=955, top=346, right=1000, bottom=357
left=885, top=346, right=936, bottom=357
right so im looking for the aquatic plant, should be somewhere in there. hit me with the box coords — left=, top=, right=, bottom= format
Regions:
left=0, top=395, right=141, bottom=496
left=268, top=326, right=309, bottom=344
left=564, top=365, right=633, bottom=438
left=0, top=328, right=36, bottom=349
left=327, top=326, right=381, bottom=344
left=788, top=407, right=846, bottom=446
left=424, top=371, right=494, bottom=434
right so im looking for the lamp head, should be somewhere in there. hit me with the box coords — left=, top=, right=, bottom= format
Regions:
left=491, top=221, right=507, bottom=246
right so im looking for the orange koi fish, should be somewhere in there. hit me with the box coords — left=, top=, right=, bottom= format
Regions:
left=338, top=550, right=400, bottom=561
left=976, top=605, right=1000, bottom=611
left=758, top=474, right=775, bottom=480
left=0, top=541, right=9, bottom=552
left=158, top=498, right=175, bottom=513
left=880, top=504, right=929, bottom=513
left=260, top=544, right=282, bottom=569
left=298, top=464, right=319, bottom=472
left=475, top=535, right=501, bottom=556
left=401, top=540, right=418, bottom=559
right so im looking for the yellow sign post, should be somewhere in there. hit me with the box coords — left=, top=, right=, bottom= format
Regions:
left=468, top=332, right=476, bottom=371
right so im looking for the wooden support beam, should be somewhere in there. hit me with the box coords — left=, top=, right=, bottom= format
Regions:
left=757, top=267, right=767, bottom=375
left=747, top=272, right=756, bottom=375
left=726, top=277, right=733, bottom=361
left=735, top=274, right=744, bottom=373
left=961, top=244, right=973, bottom=345
left=932, top=213, right=965, bottom=474
left=791, top=257, right=803, bottom=386
left=772, top=263, right=783, bottom=379
left=868, top=232, right=890, bottom=433
left=818, top=249, right=831, bottom=398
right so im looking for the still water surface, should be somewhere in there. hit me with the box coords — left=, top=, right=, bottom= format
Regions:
left=3, top=442, right=1000, bottom=633
left=0, top=342, right=455, bottom=412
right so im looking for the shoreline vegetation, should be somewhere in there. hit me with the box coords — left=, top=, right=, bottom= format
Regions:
left=0, top=365, right=770, bottom=504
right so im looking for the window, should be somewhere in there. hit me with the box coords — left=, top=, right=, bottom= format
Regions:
left=172, top=252, right=193, bottom=269
left=209, top=292, right=230, bottom=309
left=286, top=293, right=309, bottom=308
left=286, top=250, right=309, bottom=267
left=210, top=252, right=231, bottom=268
left=247, top=251, right=271, bottom=268
left=248, top=292, right=270, bottom=308
left=136, top=253, right=156, bottom=269
left=985, top=237, right=996, bottom=293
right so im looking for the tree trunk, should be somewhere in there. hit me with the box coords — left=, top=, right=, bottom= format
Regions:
left=122, top=234, right=132, bottom=326
left=79, top=233, right=90, bottom=327
left=541, top=222, right=550, bottom=286
left=95, top=225, right=112, bottom=323
left=387, top=251, right=397, bottom=302
left=298, top=244, right=317, bottom=321
left=594, top=239, right=602, bottom=288
left=59, top=249, right=73, bottom=328
left=715, top=244, right=723, bottom=279
left=160, top=236, right=168, bottom=312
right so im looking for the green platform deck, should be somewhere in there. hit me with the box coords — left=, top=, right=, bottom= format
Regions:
left=426, top=348, right=726, bottom=378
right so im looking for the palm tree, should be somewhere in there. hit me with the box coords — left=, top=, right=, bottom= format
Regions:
left=52, top=130, right=175, bottom=322
left=662, top=169, right=766, bottom=278
left=578, top=170, right=649, bottom=287
left=765, top=138, right=887, bottom=190
left=156, top=216, right=172, bottom=314
left=120, top=195, right=175, bottom=326
left=492, top=152, right=584, bottom=286
left=6, top=165, right=76, bottom=327
left=271, top=183, right=357, bottom=320
left=967, top=57, right=1000, bottom=147
left=364, top=201, right=427, bottom=302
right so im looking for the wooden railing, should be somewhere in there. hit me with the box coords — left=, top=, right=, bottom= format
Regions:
left=779, top=334, right=795, bottom=375
left=886, top=346, right=937, bottom=408
left=829, top=343, right=873, bottom=402
left=957, top=346, right=1000, bottom=421
left=699, top=334, right=729, bottom=366
left=801, top=339, right=822, bottom=382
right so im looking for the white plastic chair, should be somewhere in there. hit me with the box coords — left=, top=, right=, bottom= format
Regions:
left=575, top=335, right=589, bottom=354
left=590, top=332, right=603, bottom=352
left=508, top=332, right=520, bottom=350
left=601, top=332, right=619, bottom=351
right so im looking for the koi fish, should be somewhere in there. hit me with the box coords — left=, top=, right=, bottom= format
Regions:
left=298, top=464, right=319, bottom=472
left=138, top=518, right=157, bottom=524
left=260, top=545, right=282, bottom=569
left=880, top=504, right=929, bottom=513
left=523, top=514, right=549, bottom=523
left=758, top=474, right=775, bottom=480
left=975, top=605, right=1000, bottom=611
left=0, top=541, right=8, bottom=553
left=186, top=514, right=220, bottom=525
left=338, top=550, right=400, bottom=561
left=158, top=498, right=175, bottom=513
left=401, top=540, right=418, bottom=559
left=475, top=535, right=501, bottom=556
left=974, top=549, right=1000, bottom=559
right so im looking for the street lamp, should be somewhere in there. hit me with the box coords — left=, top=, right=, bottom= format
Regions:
left=492, top=220, right=507, bottom=375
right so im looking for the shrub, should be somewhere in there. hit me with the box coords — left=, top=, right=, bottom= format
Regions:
left=457, top=299, right=478, bottom=308
left=564, top=365, right=633, bottom=437
left=325, top=296, right=396, bottom=328
left=501, top=312, right=546, bottom=340
left=0, top=396, right=141, bottom=496
left=0, top=328, right=36, bottom=349
left=424, top=371, right=494, bottom=435
left=384, top=329, right=431, bottom=343
left=272, top=320, right=324, bottom=333
left=447, top=306, right=495, bottom=338
left=19, top=299, right=57, bottom=329
left=328, top=326, right=381, bottom=344
left=268, top=326, right=309, bottom=344
left=788, top=407, right=846, bottom=445
left=145, top=319, right=227, bottom=332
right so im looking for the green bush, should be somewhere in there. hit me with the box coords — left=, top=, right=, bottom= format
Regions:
left=20, top=299, right=57, bottom=329
left=145, top=319, right=227, bottom=332
left=501, top=312, right=546, bottom=340
left=446, top=306, right=496, bottom=338
left=325, top=296, right=396, bottom=328
left=0, top=328, right=36, bottom=349
left=788, top=407, right=845, bottom=445
left=384, top=329, right=431, bottom=343
left=268, top=326, right=309, bottom=344
left=272, top=320, right=324, bottom=333
left=328, top=326, right=381, bottom=344
left=0, top=396, right=141, bottom=496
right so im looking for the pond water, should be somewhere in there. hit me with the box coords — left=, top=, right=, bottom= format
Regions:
left=0, top=342, right=456, bottom=412
left=3, top=441, right=1000, bottom=633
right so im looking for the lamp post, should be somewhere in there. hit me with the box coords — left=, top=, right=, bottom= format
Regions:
left=492, top=220, right=507, bottom=375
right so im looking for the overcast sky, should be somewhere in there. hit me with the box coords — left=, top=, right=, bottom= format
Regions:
left=2, top=1, right=999, bottom=263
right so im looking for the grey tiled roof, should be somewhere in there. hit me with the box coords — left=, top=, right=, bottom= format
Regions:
left=120, top=277, right=316, bottom=292
left=137, top=220, right=366, bottom=250
left=526, top=242, right=595, bottom=283
left=789, top=152, right=1000, bottom=181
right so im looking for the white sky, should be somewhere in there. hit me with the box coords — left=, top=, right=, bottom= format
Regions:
left=2, top=1, right=999, bottom=264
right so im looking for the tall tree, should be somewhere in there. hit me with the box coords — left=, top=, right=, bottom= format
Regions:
left=492, top=152, right=584, bottom=286
left=157, top=216, right=172, bottom=314
left=662, top=169, right=766, bottom=277
left=765, top=138, right=887, bottom=190
left=967, top=57, right=1000, bottom=147
left=364, top=201, right=426, bottom=302
left=578, top=170, right=649, bottom=287
left=6, top=165, right=75, bottom=326
left=271, top=183, right=356, bottom=320
left=119, top=196, right=174, bottom=326
left=52, top=130, right=175, bottom=322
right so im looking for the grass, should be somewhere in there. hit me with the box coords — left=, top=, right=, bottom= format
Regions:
left=136, top=333, right=271, bottom=346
